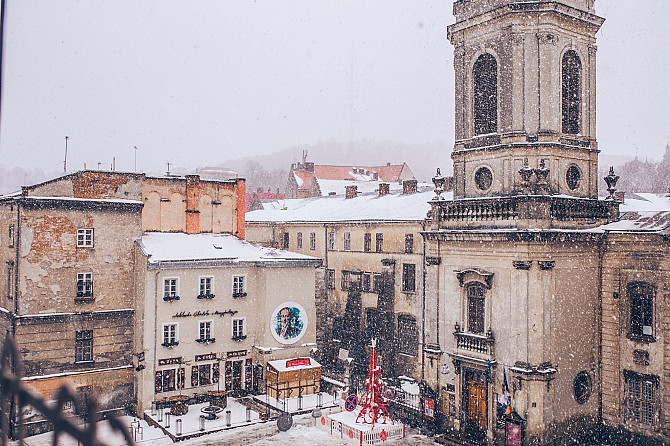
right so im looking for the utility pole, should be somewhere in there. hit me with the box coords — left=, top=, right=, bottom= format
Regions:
left=64, top=136, right=69, bottom=173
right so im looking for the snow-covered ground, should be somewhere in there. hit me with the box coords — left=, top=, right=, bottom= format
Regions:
left=11, top=414, right=437, bottom=445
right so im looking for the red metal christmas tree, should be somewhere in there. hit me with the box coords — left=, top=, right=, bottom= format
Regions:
left=355, top=339, right=393, bottom=426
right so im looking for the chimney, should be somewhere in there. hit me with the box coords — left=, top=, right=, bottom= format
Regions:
left=378, top=183, right=390, bottom=196
left=372, top=172, right=378, bottom=181
left=615, top=191, right=625, bottom=203
left=402, top=179, right=418, bottom=195
left=257, top=187, right=263, bottom=194
left=386, top=162, right=391, bottom=166
left=345, top=185, right=358, bottom=199
left=305, top=162, right=315, bottom=172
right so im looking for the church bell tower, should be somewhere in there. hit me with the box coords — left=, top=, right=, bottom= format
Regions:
left=447, top=0, right=604, bottom=199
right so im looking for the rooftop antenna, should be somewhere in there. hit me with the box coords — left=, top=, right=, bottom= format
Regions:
left=166, top=162, right=171, bottom=176
left=64, top=136, right=69, bottom=173
left=97, top=162, right=102, bottom=170
left=112, top=157, right=115, bottom=171
left=134, top=146, right=138, bottom=172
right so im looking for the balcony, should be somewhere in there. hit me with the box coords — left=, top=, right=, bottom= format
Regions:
left=428, top=195, right=619, bottom=231
left=454, top=324, right=494, bottom=359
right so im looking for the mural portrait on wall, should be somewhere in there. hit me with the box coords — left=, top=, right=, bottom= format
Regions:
left=270, top=302, right=307, bottom=345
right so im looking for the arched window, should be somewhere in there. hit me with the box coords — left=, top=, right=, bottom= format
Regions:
left=466, top=282, right=486, bottom=334
left=562, top=50, right=582, bottom=134
left=628, top=281, right=655, bottom=340
left=473, top=53, right=498, bottom=135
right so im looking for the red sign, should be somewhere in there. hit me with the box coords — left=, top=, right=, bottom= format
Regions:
left=423, top=398, right=435, bottom=421
left=506, top=422, right=521, bottom=446
left=286, top=358, right=310, bottom=368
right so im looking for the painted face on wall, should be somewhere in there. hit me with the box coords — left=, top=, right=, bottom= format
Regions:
left=270, top=302, right=307, bottom=345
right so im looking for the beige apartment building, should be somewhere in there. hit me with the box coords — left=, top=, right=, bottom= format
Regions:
left=133, top=232, right=321, bottom=413
left=246, top=183, right=432, bottom=383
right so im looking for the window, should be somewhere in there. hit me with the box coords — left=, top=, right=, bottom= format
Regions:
left=364, top=233, right=371, bottom=252
left=76, top=273, right=93, bottom=298
left=562, top=50, right=581, bottom=135
left=162, top=323, right=178, bottom=346
left=375, top=233, right=383, bottom=252
left=343, top=233, right=351, bottom=251
left=628, top=281, right=655, bottom=340
left=467, top=283, right=486, bottom=334
left=373, top=273, right=383, bottom=293
left=475, top=167, right=493, bottom=191
left=232, top=318, right=246, bottom=340
left=282, top=232, right=289, bottom=249
left=75, top=330, right=93, bottom=363
left=233, top=275, right=247, bottom=298
left=473, top=53, right=498, bottom=135
left=341, top=270, right=351, bottom=291
left=296, top=232, right=302, bottom=249
left=362, top=272, right=371, bottom=292
left=163, top=278, right=179, bottom=301
left=397, top=315, right=419, bottom=356
left=566, top=165, right=581, bottom=191
left=310, top=232, right=316, bottom=250
left=625, top=371, right=658, bottom=425
left=326, top=269, right=335, bottom=290
left=199, top=276, right=214, bottom=299
left=8, top=225, right=14, bottom=248
left=402, top=264, right=416, bottom=293
left=404, top=234, right=414, bottom=254
left=7, top=263, right=14, bottom=299
left=157, top=368, right=183, bottom=393
left=192, top=364, right=212, bottom=387
left=198, top=321, right=213, bottom=342
left=76, top=228, right=94, bottom=248
left=328, top=232, right=335, bottom=250
left=573, top=371, right=592, bottom=405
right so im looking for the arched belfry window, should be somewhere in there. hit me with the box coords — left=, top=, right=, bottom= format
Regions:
left=473, top=53, right=498, bottom=136
left=562, top=50, right=582, bottom=135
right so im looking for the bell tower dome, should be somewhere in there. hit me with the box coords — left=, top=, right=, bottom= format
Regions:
left=447, top=0, right=604, bottom=199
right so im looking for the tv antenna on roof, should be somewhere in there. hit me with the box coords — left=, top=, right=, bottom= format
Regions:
left=63, top=136, right=69, bottom=173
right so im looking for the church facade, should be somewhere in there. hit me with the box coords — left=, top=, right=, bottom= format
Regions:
left=420, top=0, right=670, bottom=444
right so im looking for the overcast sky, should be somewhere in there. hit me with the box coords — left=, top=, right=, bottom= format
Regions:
left=0, top=1, right=668, bottom=175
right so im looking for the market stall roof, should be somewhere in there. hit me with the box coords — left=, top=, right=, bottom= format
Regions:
left=267, top=357, right=321, bottom=373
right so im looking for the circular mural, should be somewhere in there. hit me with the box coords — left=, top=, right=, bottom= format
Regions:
left=270, top=302, right=308, bottom=344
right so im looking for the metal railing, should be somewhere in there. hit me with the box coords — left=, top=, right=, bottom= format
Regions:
left=0, top=335, right=134, bottom=446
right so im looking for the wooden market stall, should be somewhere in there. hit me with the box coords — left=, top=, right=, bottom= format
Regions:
left=266, top=358, right=321, bottom=400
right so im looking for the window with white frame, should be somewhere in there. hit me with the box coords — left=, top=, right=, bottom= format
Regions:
left=76, top=228, right=94, bottom=248
left=233, top=275, right=246, bottom=298
left=625, top=371, right=658, bottom=426
left=199, top=321, right=213, bottom=342
left=328, top=232, right=335, bottom=250
left=232, top=318, right=246, bottom=339
left=296, top=232, right=303, bottom=249
left=76, top=272, right=93, bottom=298
left=162, top=323, right=178, bottom=346
left=199, top=276, right=214, bottom=298
left=310, top=232, right=316, bottom=250
left=75, top=330, right=93, bottom=363
left=163, top=278, right=179, bottom=301
left=344, top=232, right=351, bottom=251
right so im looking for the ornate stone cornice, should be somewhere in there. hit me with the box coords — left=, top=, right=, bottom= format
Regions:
left=538, top=260, right=556, bottom=270
left=512, top=260, right=532, bottom=270
left=455, top=268, right=494, bottom=289
left=537, top=32, right=559, bottom=46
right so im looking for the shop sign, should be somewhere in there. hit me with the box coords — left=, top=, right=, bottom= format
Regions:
left=195, top=353, right=217, bottom=362
left=286, top=358, right=310, bottom=368
left=158, top=357, right=181, bottom=366
left=227, top=349, right=247, bottom=358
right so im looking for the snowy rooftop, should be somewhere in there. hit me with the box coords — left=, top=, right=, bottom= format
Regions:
left=137, top=232, right=320, bottom=264
left=267, top=357, right=321, bottom=373
left=601, top=193, right=670, bottom=232
left=246, top=187, right=439, bottom=223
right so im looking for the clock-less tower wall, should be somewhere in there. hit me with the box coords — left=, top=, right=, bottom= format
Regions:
left=447, top=0, right=604, bottom=199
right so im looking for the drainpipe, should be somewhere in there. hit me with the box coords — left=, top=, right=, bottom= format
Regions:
left=152, top=269, right=160, bottom=412
left=421, top=221, right=426, bottom=383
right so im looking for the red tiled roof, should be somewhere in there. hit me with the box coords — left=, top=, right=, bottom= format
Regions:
left=293, top=171, right=316, bottom=190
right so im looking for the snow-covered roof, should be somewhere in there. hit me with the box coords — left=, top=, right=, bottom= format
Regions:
left=600, top=193, right=670, bottom=233
left=137, top=232, right=321, bottom=265
left=315, top=179, right=407, bottom=197
left=246, top=187, right=438, bottom=223
left=267, top=357, right=321, bottom=372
